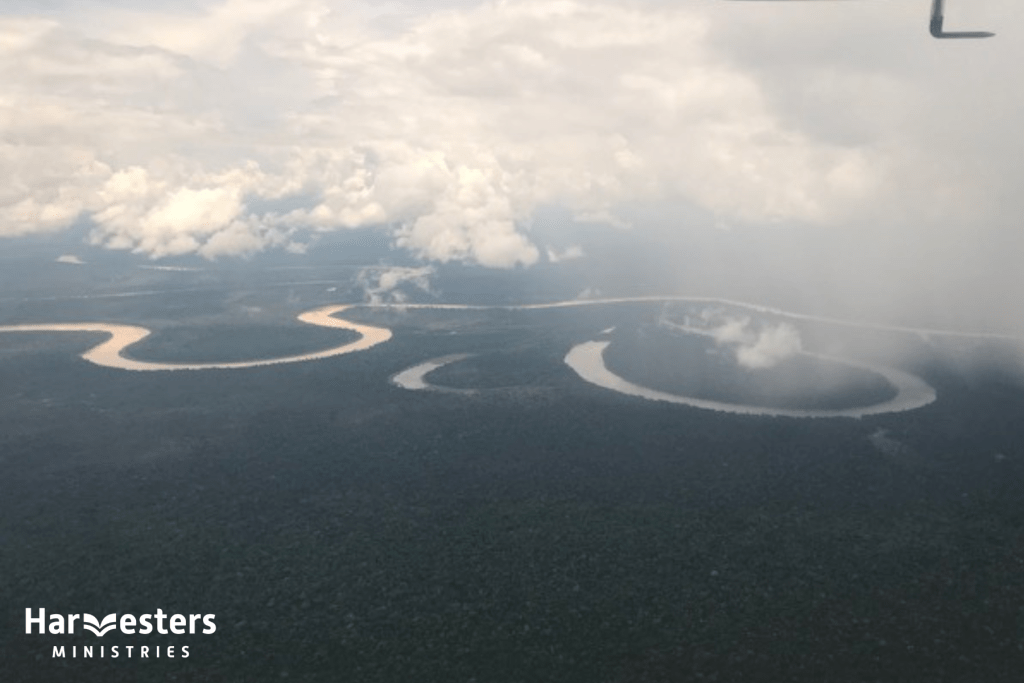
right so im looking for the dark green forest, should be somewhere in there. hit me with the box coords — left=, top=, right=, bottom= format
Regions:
left=2, top=279, right=1024, bottom=682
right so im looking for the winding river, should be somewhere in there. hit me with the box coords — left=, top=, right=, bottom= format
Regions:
left=2, top=295, right=1004, bottom=416
left=563, top=341, right=935, bottom=419
left=391, top=354, right=474, bottom=392
left=0, top=305, right=391, bottom=371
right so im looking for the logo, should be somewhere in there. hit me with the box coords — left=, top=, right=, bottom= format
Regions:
left=82, top=614, right=117, bottom=637
left=25, top=608, right=217, bottom=660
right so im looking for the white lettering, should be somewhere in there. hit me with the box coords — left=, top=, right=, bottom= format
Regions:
left=155, top=609, right=168, bottom=634
left=25, top=608, right=45, bottom=634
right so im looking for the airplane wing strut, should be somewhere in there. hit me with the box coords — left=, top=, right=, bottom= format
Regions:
left=725, top=0, right=993, bottom=40
left=929, top=0, right=994, bottom=38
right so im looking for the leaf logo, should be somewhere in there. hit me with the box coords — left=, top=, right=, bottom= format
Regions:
left=82, top=613, right=117, bottom=637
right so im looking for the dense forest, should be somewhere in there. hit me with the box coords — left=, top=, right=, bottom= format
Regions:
left=2, top=274, right=1024, bottom=682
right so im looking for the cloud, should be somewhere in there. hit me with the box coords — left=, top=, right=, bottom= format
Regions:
left=0, top=0, right=1022, bottom=332
left=709, top=316, right=802, bottom=370
left=736, top=323, right=802, bottom=370
left=357, top=265, right=434, bottom=305
left=84, top=164, right=286, bottom=259
left=0, top=0, right=891, bottom=265
left=546, top=245, right=584, bottom=263
left=0, top=145, right=110, bottom=237
left=710, top=317, right=752, bottom=346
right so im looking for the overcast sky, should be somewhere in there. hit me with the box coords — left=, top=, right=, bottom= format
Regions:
left=1, top=0, right=1019, bottom=327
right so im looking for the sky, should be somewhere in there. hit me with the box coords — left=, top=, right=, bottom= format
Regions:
left=1, top=0, right=1020, bottom=329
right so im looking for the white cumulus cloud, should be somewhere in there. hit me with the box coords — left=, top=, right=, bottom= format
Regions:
left=0, top=0, right=899, bottom=266
left=709, top=316, right=803, bottom=370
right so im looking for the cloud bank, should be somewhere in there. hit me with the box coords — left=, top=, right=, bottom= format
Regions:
left=1, top=0, right=1021, bottom=329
